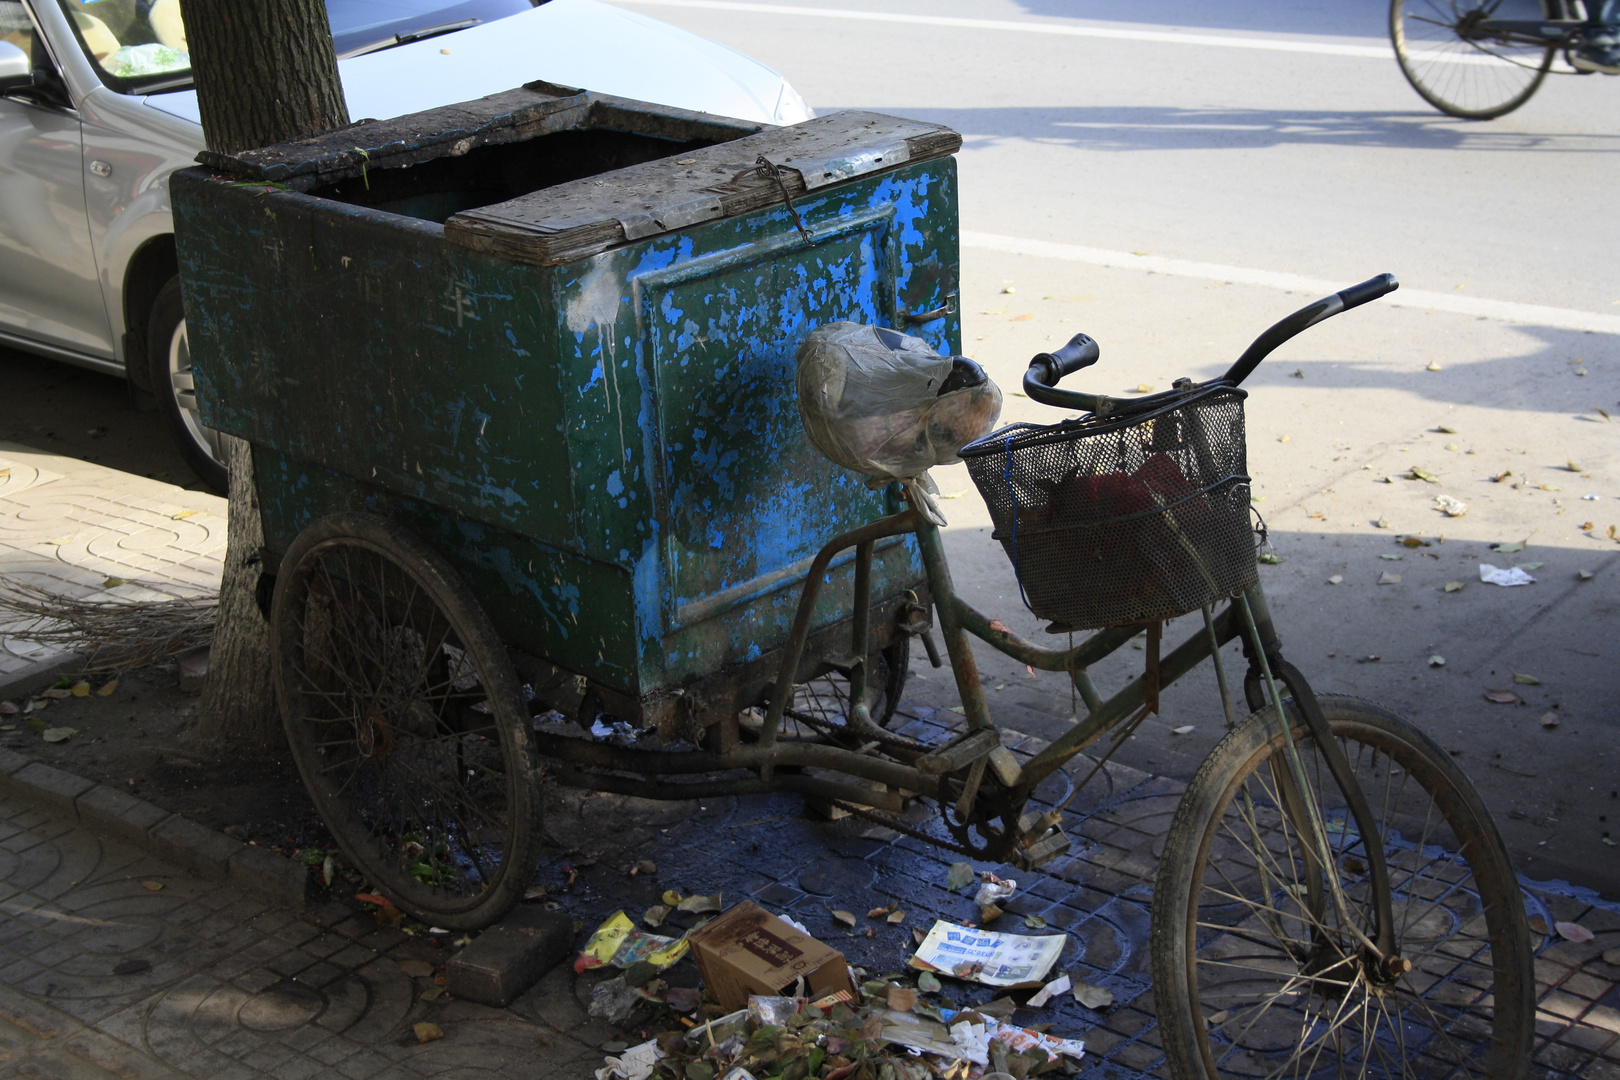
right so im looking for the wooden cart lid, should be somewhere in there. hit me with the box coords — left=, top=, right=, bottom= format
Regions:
left=442, top=111, right=962, bottom=267
left=194, top=81, right=764, bottom=188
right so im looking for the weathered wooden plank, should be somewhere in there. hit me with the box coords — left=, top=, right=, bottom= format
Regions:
left=442, top=111, right=962, bottom=266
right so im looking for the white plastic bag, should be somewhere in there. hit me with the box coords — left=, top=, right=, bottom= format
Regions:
left=796, top=323, right=1001, bottom=523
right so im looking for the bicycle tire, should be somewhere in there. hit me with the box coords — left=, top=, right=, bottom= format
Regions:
left=782, top=636, right=911, bottom=739
left=271, top=512, right=541, bottom=930
left=1391, top=0, right=1556, bottom=119
left=1151, top=694, right=1534, bottom=1079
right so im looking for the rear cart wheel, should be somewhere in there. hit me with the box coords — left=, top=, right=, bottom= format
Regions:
left=1392, top=0, right=1556, bottom=119
left=271, top=513, right=540, bottom=930
left=1151, top=695, right=1534, bottom=1079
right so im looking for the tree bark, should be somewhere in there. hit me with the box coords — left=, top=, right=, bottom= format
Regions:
left=179, top=0, right=349, bottom=751
left=182, top=0, right=349, bottom=156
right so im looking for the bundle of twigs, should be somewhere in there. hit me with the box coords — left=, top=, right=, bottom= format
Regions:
left=0, top=575, right=217, bottom=673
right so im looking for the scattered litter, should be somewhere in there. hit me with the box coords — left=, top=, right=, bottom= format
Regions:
left=591, top=719, right=648, bottom=745
left=1327, top=574, right=1343, bottom=585
left=1428, top=655, right=1445, bottom=667
left=1479, top=564, right=1534, bottom=587
left=1484, top=690, right=1519, bottom=705
left=1540, top=712, right=1560, bottom=729
left=575, top=911, right=689, bottom=974
left=595, top=1038, right=661, bottom=1080
left=1435, top=495, right=1468, bottom=517
left=688, top=901, right=854, bottom=1011
left=1443, top=581, right=1464, bottom=593
left=1026, top=974, right=1071, bottom=1007
left=910, top=919, right=1066, bottom=987
left=1583, top=494, right=1601, bottom=501
left=1556, top=921, right=1594, bottom=944
left=972, top=872, right=1016, bottom=907
left=1578, top=570, right=1594, bottom=581
left=1378, top=571, right=1402, bottom=585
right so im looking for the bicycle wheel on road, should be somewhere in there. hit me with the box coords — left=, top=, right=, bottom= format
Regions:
left=271, top=513, right=541, bottom=931
left=1151, top=695, right=1534, bottom=1079
left=1392, top=0, right=1556, bottom=119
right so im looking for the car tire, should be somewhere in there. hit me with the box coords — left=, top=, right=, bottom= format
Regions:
left=148, top=276, right=228, bottom=493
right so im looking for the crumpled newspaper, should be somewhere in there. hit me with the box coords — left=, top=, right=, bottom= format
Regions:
left=1479, top=563, right=1535, bottom=587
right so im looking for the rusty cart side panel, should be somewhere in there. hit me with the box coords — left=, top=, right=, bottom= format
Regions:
left=173, top=102, right=961, bottom=714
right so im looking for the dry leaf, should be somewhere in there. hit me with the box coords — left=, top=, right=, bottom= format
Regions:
left=1539, top=712, right=1560, bottom=729
left=677, top=892, right=721, bottom=914
left=1327, top=574, right=1343, bottom=585
left=886, top=909, right=905, bottom=925
left=1171, top=725, right=1195, bottom=735
left=887, top=985, right=917, bottom=1011
left=1375, top=517, right=1390, bottom=529
left=1443, top=581, right=1464, bottom=593
left=1437, top=426, right=1457, bottom=434
left=1491, top=540, right=1525, bottom=553
left=1566, top=459, right=1583, bottom=473
left=1378, top=571, right=1402, bottom=585
left=1009, top=313, right=1034, bottom=322
left=918, top=971, right=941, bottom=993
left=1426, top=360, right=1442, bottom=371
left=1135, top=383, right=1154, bottom=393
left=41, top=727, right=76, bottom=743
left=413, top=1022, right=444, bottom=1044
left=172, top=508, right=198, bottom=520
left=41, top=688, right=71, bottom=699
left=398, top=959, right=433, bottom=978
left=1603, top=947, right=1620, bottom=966
left=1277, top=434, right=1291, bottom=443
left=979, top=904, right=1004, bottom=924
left=643, top=905, right=670, bottom=928
left=1380, top=553, right=1404, bottom=560
left=661, top=889, right=682, bottom=906
left=102, top=577, right=129, bottom=588
left=1406, top=467, right=1439, bottom=483
left=1578, top=569, right=1594, bottom=580
left=1258, top=552, right=1284, bottom=565
left=1484, top=690, right=1518, bottom=704
left=1024, top=915, right=1047, bottom=929
left=946, top=862, right=975, bottom=891
left=1073, top=981, right=1114, bottom=1010
left=97, top=679, right=118, bottom=696
left=70, top=681, right=89, bottom=697
left=141, top=880, right=164, bottom=891
left=629, top=859, right=656, bottom=876
left=867, top=906, right=891, bottom=919
left=1555, top=921, right=1594, bottom=944
left=831, top=909, right=856, bottom=928
left=1512, top=672, right=1539, bottom=685
left=1428, top=655, right=1445, bottom=667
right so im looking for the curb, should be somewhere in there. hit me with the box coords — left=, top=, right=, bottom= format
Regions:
left=0, top=743, right=311, bottom=913
left=0, top=651, right=89, bottom=702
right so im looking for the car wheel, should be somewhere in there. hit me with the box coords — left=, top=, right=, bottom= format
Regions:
left=148, top=276, right=227, bottom=493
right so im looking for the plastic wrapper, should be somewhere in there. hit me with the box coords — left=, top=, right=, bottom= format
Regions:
left=796, top=323, right=1001, bottom=524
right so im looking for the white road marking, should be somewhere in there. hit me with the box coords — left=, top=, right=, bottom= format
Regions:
left=962, top=231, right=1620, bottom=335
left=612, top=0, right=1396, bottom=59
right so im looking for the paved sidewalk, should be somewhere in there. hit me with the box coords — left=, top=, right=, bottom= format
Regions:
left=2, top=700, right=1620, bottom=1080
left=0, top=441, right=225, bottom=686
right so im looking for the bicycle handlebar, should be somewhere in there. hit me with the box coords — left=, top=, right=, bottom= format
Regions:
left=1020, top=273, right=1399, bottom=416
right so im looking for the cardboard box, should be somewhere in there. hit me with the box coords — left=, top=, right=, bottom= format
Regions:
left=687, top=901, right=854, bottom=1011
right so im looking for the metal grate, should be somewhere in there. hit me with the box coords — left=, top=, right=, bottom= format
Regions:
left=961, top=387, right=1258, bottom=629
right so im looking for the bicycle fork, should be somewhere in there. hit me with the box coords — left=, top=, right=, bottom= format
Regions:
left=1236, top=590, right=1401, bottom=974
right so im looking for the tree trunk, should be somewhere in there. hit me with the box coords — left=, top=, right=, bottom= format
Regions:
left=183, top=1, right=348, bottom=156
left=180, top=0, right=349, bottom=751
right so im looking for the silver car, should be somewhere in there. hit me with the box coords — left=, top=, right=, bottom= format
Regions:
left=0, top=0, right=811, bottom=490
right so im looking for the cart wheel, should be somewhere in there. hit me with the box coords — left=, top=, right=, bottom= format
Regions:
left=271, top=513, right=540, bottom=931
left=783, top=637, right=911, bottom=741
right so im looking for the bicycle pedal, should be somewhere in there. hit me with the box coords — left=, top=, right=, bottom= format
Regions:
left=915, top=728, right=999, bottom=775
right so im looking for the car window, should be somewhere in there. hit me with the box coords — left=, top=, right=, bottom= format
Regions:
left=51, top=0, right=543, bottom=93
left=54, top=0, right=189, bottom=86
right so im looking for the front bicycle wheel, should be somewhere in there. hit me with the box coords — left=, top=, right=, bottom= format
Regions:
left=1392, top=0, right=1556, bottom=119
left=1151, top=695, right=1534, bottom=1079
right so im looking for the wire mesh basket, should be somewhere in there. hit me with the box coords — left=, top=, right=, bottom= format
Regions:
left=961, top=386, right=1258, bottom=630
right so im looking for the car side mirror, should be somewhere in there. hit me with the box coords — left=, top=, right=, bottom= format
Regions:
left=0, top=41, right=32, bottom=92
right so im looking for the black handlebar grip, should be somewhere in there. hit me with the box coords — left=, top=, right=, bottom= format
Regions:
left=1029, top=333, right=1100, bottom=384
left=1336, top=273, right=1399, bottom=311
